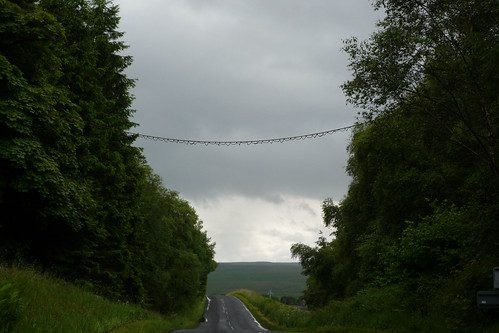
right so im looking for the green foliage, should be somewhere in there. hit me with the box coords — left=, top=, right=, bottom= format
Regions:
left=292, top=0, right=499, bottom=330
left=0, top=0, right=91, bottom=262
left=291, top=238, right=341, bottom=306
left=232, top=289, right=392, bottom=333
left=230, top=289, right=310, bottom=332
left=310, top=286, right=440, bottom=332
left=0, top=282, right=22, bottom=332
left=135, top=166, right=216, bottom=312
left=235, top=287, right=469, bottom=332
left=0, top=0, right=215, bottom=316
left=0, top=265, right=205, bottom=333
left=342, top=0, right=499, bottom=176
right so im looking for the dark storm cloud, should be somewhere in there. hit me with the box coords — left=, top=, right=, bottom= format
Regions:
left=115, top=0, right=380, bottom=201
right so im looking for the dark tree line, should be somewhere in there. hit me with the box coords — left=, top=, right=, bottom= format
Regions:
left=292, top=0, right=498, bottom=329
left=0, top=0, right=216, bottom=313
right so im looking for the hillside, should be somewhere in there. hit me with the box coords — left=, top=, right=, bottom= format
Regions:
left=0, top=266, right=204, bottom=333
left=207, top=262, right=305, bottom=299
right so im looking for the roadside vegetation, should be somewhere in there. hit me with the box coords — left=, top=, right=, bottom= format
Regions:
left=231, top=290, right=309, bottom=332
left=290, top=0, right=499, bottom=332
left=0, top=265, right=205, bottom=333
left=232, top=289, right=399, bottom=333
left=234, top=289, right=499, bottom=333
left=0, top=0, right=215, bottom=327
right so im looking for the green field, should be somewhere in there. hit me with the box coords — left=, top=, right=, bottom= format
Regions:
left=206, top=262, right=305, bottom=298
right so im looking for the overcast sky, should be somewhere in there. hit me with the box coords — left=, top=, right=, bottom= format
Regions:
left=115, top=0, right=381, bottom=262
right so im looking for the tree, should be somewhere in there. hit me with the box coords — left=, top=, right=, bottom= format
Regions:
left=293, top=0, right=499, bottom=327
left=135, top=166, right=216, bottom=312
left=0, top=0, right=92, bottom=263
left=342, top=0, right=499, bottom=177
left=0, top=1, right=216, bottom=313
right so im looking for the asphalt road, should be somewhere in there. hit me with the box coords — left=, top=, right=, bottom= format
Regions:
left=174, top=295, right=270, bottom=333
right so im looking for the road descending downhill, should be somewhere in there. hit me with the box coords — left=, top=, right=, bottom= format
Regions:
left=175, top=295, right=270, bottom=333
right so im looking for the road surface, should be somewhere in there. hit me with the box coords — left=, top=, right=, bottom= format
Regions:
left=174, top=295, right=270, bottom=333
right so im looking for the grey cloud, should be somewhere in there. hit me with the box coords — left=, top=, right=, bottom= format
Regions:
left=297, top=202, right=318, bottom=217
left=114, top=0, right=379, bottom=260
left=138, top=132, right=352, bottom=201
left=263, top=228, right=314, bottom=243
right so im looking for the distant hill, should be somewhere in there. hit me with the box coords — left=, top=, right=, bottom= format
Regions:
left=206, top=262, right=306, bottom=298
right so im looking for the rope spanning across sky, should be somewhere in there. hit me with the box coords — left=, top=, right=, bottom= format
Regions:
left=128, top=124, right=359, bottom=146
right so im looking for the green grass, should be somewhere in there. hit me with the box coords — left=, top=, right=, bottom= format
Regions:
left=232, top=288, right=499, bottom=333
left=230, top=289, right=310, bottom=332
left=207, top=262, right=305, bottom=298
left=0, top=265, right=204, bottom=333
left=231, top=289, right=407, bottom=333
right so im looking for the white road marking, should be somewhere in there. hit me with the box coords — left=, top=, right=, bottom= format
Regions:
left=204, top=296, right=211, bottom=322
left=232, top=296, right=268, bottom=331
left=206, top=296, right=211, bottom=311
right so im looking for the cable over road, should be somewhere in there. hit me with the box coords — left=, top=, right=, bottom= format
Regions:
left=128, top=124, right=359, bottom=146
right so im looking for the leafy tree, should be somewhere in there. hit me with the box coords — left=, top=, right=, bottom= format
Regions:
left=0, top=0, right=92, bottom=264
left=342, top=0, right=499, bottom=177
left=293, top=0, right=499, bottom=328
left=135, top=166, right=216, bottom=312
left=0, top=0, right=216, bottom=313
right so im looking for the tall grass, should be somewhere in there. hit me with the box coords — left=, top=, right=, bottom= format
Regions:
left=231, top=289, right=434, bottom=333
left=233, top=288, right=499, bottom=333
left=230, top=289, right=310, bottom=332
left=0, top=282, right=22, bottom=332
left=0, top=265, right=204, bottom=333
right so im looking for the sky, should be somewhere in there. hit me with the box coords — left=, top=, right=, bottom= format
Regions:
left=114, top=0, right=381, bottom=262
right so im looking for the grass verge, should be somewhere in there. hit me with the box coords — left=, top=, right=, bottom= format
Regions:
left=230, top=289, right=397, bottom=333
left=0, top=265, right=204, bottom=333
left=230, top=289, right=309, bottom=332
left=231, top=288, right=499, bottom=333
